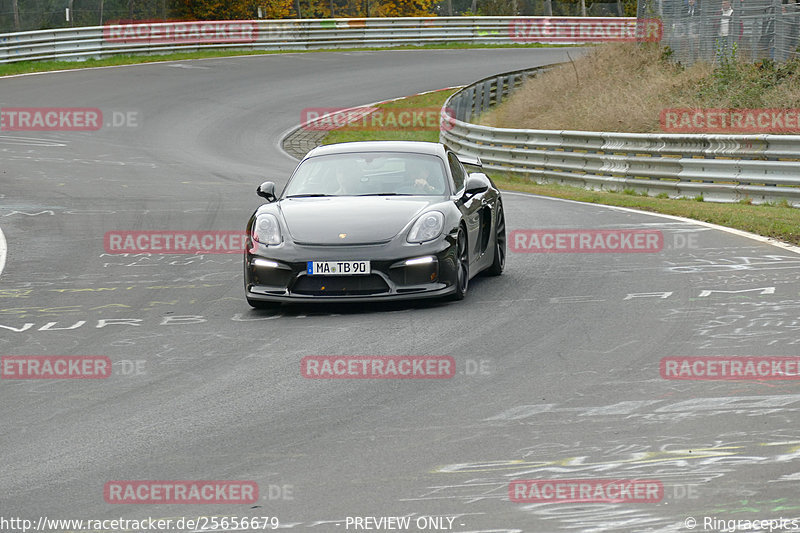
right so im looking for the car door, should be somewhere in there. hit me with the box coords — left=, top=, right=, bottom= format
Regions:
left=447, top=151, right=483, bottom=267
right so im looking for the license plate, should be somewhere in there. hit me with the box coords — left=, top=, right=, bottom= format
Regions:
left=307, top=260, right=370, bottom=275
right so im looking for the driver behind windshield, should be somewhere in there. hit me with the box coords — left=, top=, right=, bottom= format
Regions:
left=331, top=159, right=364, bottom=195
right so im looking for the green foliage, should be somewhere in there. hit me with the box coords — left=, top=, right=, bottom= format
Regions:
left=623, top=0, right=637, bottom=16
left=375, top=0, right=437, bottom=16
left=179, top=0, right=254, bottom=20
left=691, top=42, right=800, bottom=109
left=714, top=40, right=739, bottom=85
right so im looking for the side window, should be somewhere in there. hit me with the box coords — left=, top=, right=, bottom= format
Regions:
left=447, top=152, right=466, bottom=192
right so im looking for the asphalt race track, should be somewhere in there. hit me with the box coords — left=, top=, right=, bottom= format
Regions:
left=2, top=48, right=800, bottom=533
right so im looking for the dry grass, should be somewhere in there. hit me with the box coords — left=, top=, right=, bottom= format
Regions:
left=761, top=81, right=800, bottom=107
left=480, top=42, right=800, bottom=132
left=494, top=174, right=800, bottom=246
left=479, top=44, right=692, bottom=132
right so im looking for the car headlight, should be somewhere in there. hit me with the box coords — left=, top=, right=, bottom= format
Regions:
left=407, top=211, right=444, bottom=243
left=252, top=214, right=282, bottom=245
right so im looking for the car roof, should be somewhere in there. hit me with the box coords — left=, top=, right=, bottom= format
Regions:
left=304, top=141, right=447, bottom=160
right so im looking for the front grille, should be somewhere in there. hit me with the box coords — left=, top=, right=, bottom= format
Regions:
left=291, top=274, right=389, bottom=296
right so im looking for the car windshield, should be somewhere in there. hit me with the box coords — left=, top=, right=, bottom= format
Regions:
left=283, top=152, right=449, bottom=197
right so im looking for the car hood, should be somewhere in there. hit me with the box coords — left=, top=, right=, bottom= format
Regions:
left=278, top=196, right=442, bottom=245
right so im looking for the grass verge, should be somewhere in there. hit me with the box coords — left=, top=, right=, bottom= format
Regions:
left=321, top=87, right=459, bottom=144
left=0, top=42, right=571, bottom=78
left=319, top=88, right=800, bottom=247
left=494, top=174, right=800, bottom=246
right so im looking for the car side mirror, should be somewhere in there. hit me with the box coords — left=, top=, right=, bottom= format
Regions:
left=463, top=173, right=490, bottom=197
left=257, top=181, right=277, bottom=202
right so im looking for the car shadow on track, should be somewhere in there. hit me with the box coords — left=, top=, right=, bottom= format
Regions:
left=246, top=277, right=494, bottom=317
left=249, top=299, right=448, bottom=318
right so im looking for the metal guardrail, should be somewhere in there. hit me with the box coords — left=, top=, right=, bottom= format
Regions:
left=0, top=16, right=639, bottom=64
left=440, top=66, right=800, bottom=206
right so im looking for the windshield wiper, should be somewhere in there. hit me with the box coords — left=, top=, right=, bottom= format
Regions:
left=286, top=193, right=334, bottom=198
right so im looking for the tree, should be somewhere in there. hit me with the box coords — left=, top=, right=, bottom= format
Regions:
left=297, top=0, right=332, bottom=18
left=373, top=0, right=437, bottom=16
left=180, top=0, right=254, bottom=19
left=257, top=0, right=293, bottom=17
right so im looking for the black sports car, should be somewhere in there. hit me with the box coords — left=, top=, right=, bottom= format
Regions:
left=244, top=141, right=505, bottom=308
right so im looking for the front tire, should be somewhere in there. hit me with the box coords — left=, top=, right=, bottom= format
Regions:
left=486, top=202, right=506, bottom=276
left=449, top=227, right=469, bottom=301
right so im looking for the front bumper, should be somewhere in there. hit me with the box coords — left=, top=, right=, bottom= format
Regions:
left=244, top=237, right=458, bottom=303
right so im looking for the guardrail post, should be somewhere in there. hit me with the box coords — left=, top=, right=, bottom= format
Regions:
left=481, top=80, right=492, bottom=114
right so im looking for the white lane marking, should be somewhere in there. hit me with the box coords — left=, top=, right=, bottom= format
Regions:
left=502, top=190, right=800, bottom=255
left=166, top=63, right=211, bottom=69
left=0, top=135, right=67, bottom=147
left=0, top=58, right=226, bottom=79
left=0, top=226, right=6, bottom=278
left=2, top=210, right=55, bottom=217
